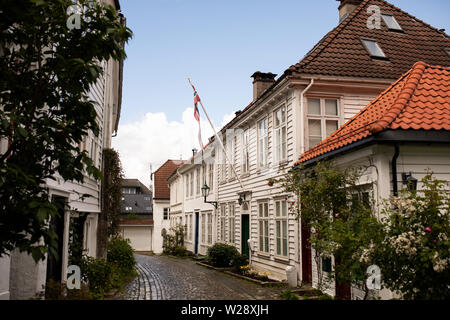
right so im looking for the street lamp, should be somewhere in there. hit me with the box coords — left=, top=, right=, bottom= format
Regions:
left=201, top=183, right=218, bottom=209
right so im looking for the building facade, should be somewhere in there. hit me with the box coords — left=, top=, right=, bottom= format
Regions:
left=0, top=0, right=126, bottom=300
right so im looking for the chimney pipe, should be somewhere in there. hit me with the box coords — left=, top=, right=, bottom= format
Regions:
left=251, top=72, right=277, bottom=102
left=336, top=0, right=363, bottom=22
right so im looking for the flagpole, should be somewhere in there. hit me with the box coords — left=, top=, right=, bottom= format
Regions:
left=187, top=76, right=244, bottom=190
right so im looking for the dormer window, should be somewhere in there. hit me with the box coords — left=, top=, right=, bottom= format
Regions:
left=381, top=14, right=403, bottom=32
left=361, top=39, right=388, bottom=60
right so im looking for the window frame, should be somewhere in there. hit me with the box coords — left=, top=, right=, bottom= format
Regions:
left=241, top=129, right=250, bottom=174
left=257, top=117, right=269, bottom=168
left=274, top=199, right=289, bottom=258
left=163, top=207, right=169, bottom=220
left=381, top=13, right=403, bottom=32
left=306, top=98, right=341, bottom=150
left=220, top=204, right=227, bottom=242
left=196, top=167, right=201, bottom=195
left=273, top=105, right=287, bottom=164
left=361, top=38, right=388, bottom=60
left=258, top=201, right=269, bottom=253
left=207, top=212, right=213, bottom=244
left=228, top=203, right=235, bottom=245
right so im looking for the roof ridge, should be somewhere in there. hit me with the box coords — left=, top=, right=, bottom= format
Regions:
left=369, top=61, right=428, bottom=133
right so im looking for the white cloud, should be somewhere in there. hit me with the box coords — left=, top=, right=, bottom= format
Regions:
left=112, top=108, right=235, bottom=188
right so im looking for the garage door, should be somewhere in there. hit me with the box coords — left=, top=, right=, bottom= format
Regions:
left=122, top=226, right=153, bottom=252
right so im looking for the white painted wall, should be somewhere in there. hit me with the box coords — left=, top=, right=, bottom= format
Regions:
left=0, top=254, right=10, bottom=300
left=152, top=199, right=170, bottom=254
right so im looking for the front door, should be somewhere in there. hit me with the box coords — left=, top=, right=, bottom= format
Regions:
left=46, top=196, right=66, bottom=283
left=301, top=219, right=312, bottom=285
left=241, top=215, right=250, bottom=257
left=194, top=212, right=199, bottom=254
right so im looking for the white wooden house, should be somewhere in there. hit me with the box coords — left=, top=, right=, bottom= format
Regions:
left=214, top=0, right=450, bottom=288
left=295, top=62, right=450, bottom=299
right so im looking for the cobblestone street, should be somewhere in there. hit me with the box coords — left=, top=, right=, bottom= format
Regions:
left=115, top=254, right=285, bottom=300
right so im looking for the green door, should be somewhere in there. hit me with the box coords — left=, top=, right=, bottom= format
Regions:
left=241, top=215, right=250, bottom=257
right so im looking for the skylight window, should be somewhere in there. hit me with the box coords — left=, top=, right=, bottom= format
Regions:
left=362, top=39, right=387, bottom=59
left=381, top=14, right=403, bottom=31
left=445, top=48, right=450, bottom=57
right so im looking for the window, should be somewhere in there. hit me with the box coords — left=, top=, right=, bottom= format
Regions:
left=258, top=118, right=269, bottom=167
left=187, top=214, right=192, bottom=241
left=144, top=196, right=151, bottom=201
left=220, top=137, right=227, bottom=182
left=123, top=187, right=137, bottom=194
left=445, top=48, right=450, bottom=57
left=361, top=39, right=387, bottom=59
left=258, top=202, right=269, bottom=253
left=220, top=204, right=226, bottom=242
left=381, top=14, right=402, bottom=31
left=125, top=206, right=132, bottom=211
left=163, top=208, right=169, bottom=220
left=241, top=129, right=250, bottom=174
left=307, top=98, right=340, bottom=149
left=275, top=200, right=288, bottom=257
left=185, top=176, right=189, bottom=198
left=201, top=213, right=206, bottom=244
left=196, top=167, right=201, bottom=195
left=190, top=173, right=194, bottom=197
left=228, top=203, right=235, bottom=244
left=229, top=136, right=236, bottom=178
left=207, top=212, right=213, bottom=244
left=209, top=164, right=214, bottom=190
left=145, top=207, right=151, bottom=211
left=274, top=106, right=287, bottom=163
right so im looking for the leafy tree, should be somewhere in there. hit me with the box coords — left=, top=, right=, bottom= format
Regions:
left=97, top=148, right=124, bottom=258
left=280, top=161, right=382, bottom=299
left=367, top=174, right=450, bottom=300
left=0, top=0, right=132, bottom=261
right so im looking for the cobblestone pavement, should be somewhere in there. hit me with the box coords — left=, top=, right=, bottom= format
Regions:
left=115, top=254, right=285, bottom=300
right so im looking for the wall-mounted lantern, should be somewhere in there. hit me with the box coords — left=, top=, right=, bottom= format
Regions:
left=402, top=172, right=418, bottom=191
left=201, top=183, right=218, bottom=209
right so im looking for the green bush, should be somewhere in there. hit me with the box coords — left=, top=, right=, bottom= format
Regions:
left=172, top=246, right=188, bottom=257
left=80, top=256, right=114, bottom=299
left=107, top=237, right=136, bottom=277
left=207, top=243, right=239, bottom=268
left=232, top=254, right=249, bottom=273
left=280, top=289, right=299, bottom=300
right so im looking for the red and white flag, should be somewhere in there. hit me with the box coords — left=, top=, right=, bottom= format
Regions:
left=191, top=83, right=204, bottom=149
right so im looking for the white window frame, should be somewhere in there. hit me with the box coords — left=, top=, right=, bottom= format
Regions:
left=258, top=201, right=269, bottom=253
left=209, top=164, right=214, bottom=190
left=228, top=203, right=235, bottom=244
left=275, top=199, right=288, bottom=257
left=201, top=213, right=206, bottom=244
left=196, top=167, right=201, bottom=195
left=257, top=117, right=269, bottom=168
left=220, top=204, right=226, bottom=242
left=306, top=98, right=340, bottom=150
left=273, top=105, right=287, bottom=163
left=190, top=172, right=194, bottom=197
left=207, top=212, right=213, bottom=244
left=241, top=129, right=250, bottom=174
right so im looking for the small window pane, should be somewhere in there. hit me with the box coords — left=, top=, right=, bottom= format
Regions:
left=282, top=221, right=288, bottom=256
left=276, top=201, right=280, bottom=217
left=282, top=201, right=287, bottom=217
left=326, top=120, right=339, bottom=137
left=309, top=119, right=321, bottom=136
left=275, top=110, right=281, bottom=127
left=445, top=49, right=450, bottom=57
left=281, top=107, right=286, bottom=123
left=381, top=14, right=402, bottom=31
left=325, top=100, right=338, bottom=115
left=308, top=99, right=321, bottom=115
left=362, top=40, right=386, bottom=58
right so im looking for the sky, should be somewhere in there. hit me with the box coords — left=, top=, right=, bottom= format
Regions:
left=111, top=0, right=450, bottom=187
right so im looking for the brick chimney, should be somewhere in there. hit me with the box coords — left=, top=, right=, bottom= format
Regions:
left=337, top=0, right=363, bottom=22
left=251, top=72, right=277, bottom=101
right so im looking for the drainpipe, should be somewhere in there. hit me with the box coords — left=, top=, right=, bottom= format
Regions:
left=392, top=144, right=400, bottom=196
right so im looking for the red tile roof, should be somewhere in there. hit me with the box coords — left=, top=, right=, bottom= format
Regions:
left=296, top=62, right=450, bottom=164
left=154, top=160, right=186, bottom=200
left=288, top=0, right=450, bottom=79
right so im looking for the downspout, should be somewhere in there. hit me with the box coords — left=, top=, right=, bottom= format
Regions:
left=297, top=78, right=314, bottom=285
left=392, top=144, right=400, bottom=196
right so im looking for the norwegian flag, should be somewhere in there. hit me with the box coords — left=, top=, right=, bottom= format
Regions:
left=191, top=83, right=204, bottom=149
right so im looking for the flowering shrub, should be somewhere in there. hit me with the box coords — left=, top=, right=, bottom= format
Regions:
left=367, top=174, right=450, bottom=300
left=239, top=265, right=270, bottom=281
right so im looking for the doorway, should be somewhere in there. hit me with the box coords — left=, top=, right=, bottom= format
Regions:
left=301, top=219, right=312, bottom=285
left=241, top=215, right=250, bottom=257
left=46, top=196, right=67, bottom=283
